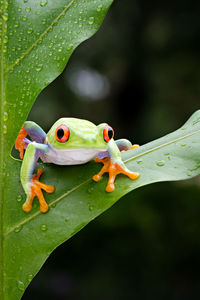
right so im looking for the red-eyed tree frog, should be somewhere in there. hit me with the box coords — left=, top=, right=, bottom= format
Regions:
left=15, top=118, right=139, bottom=213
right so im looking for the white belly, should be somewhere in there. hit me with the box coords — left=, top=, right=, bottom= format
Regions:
left=42, top=147, right=104, bottom=165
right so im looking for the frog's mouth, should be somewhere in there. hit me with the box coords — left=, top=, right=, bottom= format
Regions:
left=41, top=147, right=106, bottom=165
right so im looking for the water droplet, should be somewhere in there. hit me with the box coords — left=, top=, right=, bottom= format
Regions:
left=89, top=205, right=94, bottom=211
left=136, top=160, right=143, bottom=164
left=24, top=0, right=28, bottom=3
left=25, top=7, right=31, bottom=12
left=97, top=4, right=103, bottom=12
left=3, top=125, right=7, bottom=134
left=156, top=160, right=165, bottom=167
left=40, top=224, right=47, bottom=231
left=67, top=44, right=73, bottom=51
left=17, top=280, right=25, bottom=291
left=28, top=274, right=33, bottom=282
left=3, top=111, right=8, bottom=121
left=15, top=225, right=23, bottom=233
left=2, top=13, right=8, bottom=21
left=35, top=64, right=43, bottom=72
left=17, top=195, right=22, bottom=202
left=40, top=0, right=48, bottom=7
left=88, top=16, right=94, bottom=25
left=27, top=28, right=33, bottom=34
left=181, top=144, right=186, bottom=147
left=3, top=36, right=8, bottom=44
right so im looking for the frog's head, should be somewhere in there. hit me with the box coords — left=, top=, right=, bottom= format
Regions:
left=46, top=118, right=114, bottom=150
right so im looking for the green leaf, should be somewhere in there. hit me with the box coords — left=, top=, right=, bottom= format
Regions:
left=1, top=1, right=200, bottom=299
left=3, top=110, right=200, bottom=299
left=0, top=0, right=113, bottom=298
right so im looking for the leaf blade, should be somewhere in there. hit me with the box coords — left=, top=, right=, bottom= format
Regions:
left=0, top=0, right=114, bottom=298
left=3, top=110, right=200, bottom=299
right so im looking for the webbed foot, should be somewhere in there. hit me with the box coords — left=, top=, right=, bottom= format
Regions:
left=15, top=126, right=28, bottom=159
left=93, top=157, right=139, bottom=192
left=22, top=169, right=54, bottom=213
left=129, top=144, right=139, bottom=150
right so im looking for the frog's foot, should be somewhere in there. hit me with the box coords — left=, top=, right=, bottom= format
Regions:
left=129, top=144, right=139, bottom=150
left=22, top=169, right=55, bottom=213
left=120, top=144, right=139, bottom=153
left=93, top=157, right=139, bottom=192
left=15, top=126, right=28, bottom=159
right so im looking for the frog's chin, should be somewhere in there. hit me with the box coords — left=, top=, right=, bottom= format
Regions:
left=41, top=147, right=105, bottom=165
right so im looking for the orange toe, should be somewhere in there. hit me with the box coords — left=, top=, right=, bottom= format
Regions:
left=129, top=144, right=139, bottom=150
left=93, top=157, right=139, bottom=192
left=22, top=168, right=54, bottom=213
left=15, top=126, right=28, bottom=159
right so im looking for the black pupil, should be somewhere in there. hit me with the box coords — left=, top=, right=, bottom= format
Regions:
left=57, top=128, right=64, bottom=139
left=108, top=128, right=113, bottom=139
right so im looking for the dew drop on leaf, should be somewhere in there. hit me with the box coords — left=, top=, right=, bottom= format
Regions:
left=89, top=205, right=94, bottom=211
left=2, top=13, right=8, bottom=21
left=97, top=4, right=103, bottom=12
left=88, top=16, right=94, bottom=25
left=27, top=28, right=33, bottom=34
left=40, top=224, right=47, bottom=231
left=17, top=195, right=22, bottom=202
left=3, top=125, right=7, bottom=134
left=17, top=280, right=25, bottom=291
left=40, top=0, right=48, bottom=7
left=67, top=44, right=73, bottom=51
left=136, top=160, right=143, bottom=164
left=3, top=111, right=8, bottom=121
left=35, top=64, right=43, bottom=72
left=15, top=225, right=23, bottom=233
left=25, top=7, right=31, bottom=12
left=28, top=274, right=33, bottom=282
left=156, top=160, right=165, bottom=167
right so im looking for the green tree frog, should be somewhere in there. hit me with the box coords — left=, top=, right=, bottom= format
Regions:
left=15, top=118, right=139, bottom=213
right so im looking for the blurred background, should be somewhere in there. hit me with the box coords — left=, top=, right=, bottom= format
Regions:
left=23, top=0, right=200, bottom=299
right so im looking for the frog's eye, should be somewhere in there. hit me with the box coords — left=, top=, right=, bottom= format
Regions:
left=55, top=124, right=70, bottom=143
left=103, top=125, right=114, bottom=142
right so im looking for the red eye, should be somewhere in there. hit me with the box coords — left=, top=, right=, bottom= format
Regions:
left=103, top=125, right=114, bottom=142
left=55, top=125, right=70, bottom=143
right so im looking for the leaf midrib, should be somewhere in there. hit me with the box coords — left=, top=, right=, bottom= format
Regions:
left=4, top=126, right=200, bottom=238
left=5, top=0, right=75, bottom=74
left=0, top=1, right=8, bottom=299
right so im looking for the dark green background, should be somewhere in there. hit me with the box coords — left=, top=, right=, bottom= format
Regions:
left=23, top=0, right=200, bottom=299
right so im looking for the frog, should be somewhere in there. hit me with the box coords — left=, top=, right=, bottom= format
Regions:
left=15, top=118, right=139, bottom=213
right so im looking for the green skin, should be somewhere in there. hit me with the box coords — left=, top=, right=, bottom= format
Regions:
left=17, top=118, right=139, bottom=212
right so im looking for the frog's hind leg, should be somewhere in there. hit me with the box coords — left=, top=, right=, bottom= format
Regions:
left=21, top=142, right=54, bottom=213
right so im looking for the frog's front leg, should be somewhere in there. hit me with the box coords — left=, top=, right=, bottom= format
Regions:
left=15, top=121, right=46, bottom=159
left=93, top=139, right=139, bottom=192
left=20, top=142, right=54, bottom=213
